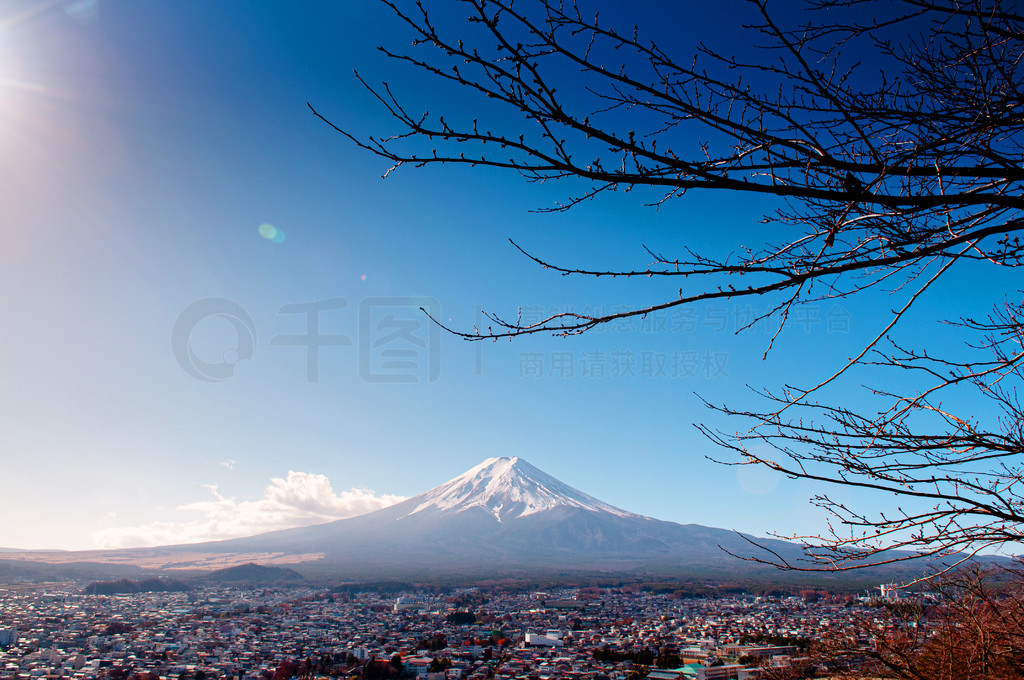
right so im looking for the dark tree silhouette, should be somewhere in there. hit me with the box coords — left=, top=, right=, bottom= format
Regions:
left=316, top=0, right=1024, bottom=574
left=803, top=567, right=1024, bottom=680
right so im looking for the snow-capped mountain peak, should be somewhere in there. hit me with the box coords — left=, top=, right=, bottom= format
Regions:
left=405, top=456, right=636, bottom=521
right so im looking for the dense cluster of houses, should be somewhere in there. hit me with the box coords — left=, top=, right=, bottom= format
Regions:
left=0, top=585, right=896, bottom=680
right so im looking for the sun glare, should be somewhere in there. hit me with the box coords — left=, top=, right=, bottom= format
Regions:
left=0, top=0, right=112, bottom=249
left=0, top=1, right=63, bottom=135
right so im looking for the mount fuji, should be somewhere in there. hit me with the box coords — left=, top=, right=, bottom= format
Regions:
left=402, top=456, right=636, bottom=521
left=147, top=456, right=821, bottom=577
left=3, top=457, right=951, bottom=580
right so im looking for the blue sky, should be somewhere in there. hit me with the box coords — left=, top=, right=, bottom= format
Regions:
left=0, top=0, right=1011, bottom=551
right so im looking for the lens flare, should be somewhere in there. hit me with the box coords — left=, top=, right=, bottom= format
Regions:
left=258, top=222, right=285, bottom=243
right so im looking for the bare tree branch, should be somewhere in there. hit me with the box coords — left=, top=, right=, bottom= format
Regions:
left=321, top=0, right=1024, bottom=576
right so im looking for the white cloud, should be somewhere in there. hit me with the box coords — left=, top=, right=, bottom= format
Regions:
left=92, top=471, right=405, bottom=549
left=219, top=459, right=236, bottom=470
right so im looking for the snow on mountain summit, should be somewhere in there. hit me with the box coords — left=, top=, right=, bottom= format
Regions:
left=406, top=456, right=636, bottom=521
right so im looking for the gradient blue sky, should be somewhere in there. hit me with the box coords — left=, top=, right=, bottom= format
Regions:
left=0, top=0, right=1011, bottom=551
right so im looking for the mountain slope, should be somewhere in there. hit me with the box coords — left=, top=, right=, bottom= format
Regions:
left=404, top=457, right=634, bottom=520
left=4, top=457, right=954, bottom=580
left=185, top=457, right=828, bottom=575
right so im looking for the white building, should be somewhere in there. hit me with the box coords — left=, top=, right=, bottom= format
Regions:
left=879, top=583, right=903, bottom=600
left=524, top=632, right=563, bottom=647
left=695, top=665, right=759, bottom=680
